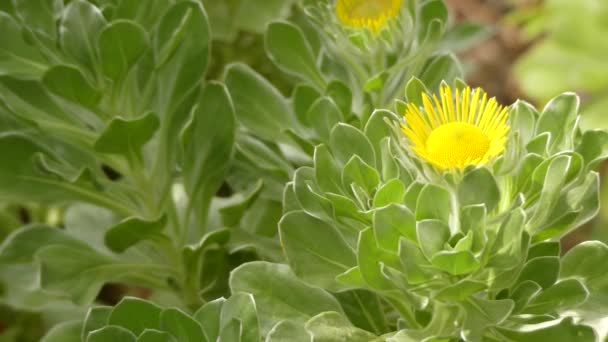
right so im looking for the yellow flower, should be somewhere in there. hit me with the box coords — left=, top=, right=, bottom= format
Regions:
left=401, top=85, right=509, bottom=170
left=336, top=0, right=402, bottom=32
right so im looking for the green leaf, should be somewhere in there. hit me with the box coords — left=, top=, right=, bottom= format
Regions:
left=461, top=297, right=514, bottom=341
left=373, top=204, right=416, bottom=252
left=82, top=306, right=112, bottom=340
left=224, top=63, right=293, bottom=140
left=334, top=290, right=389, bottom=335
left=266, top=320, right=311, bottom=342
left=86, top=326, right=137, bottom=342
left=279, top=211, right=356, bottom=290
left=108, top=297, right=162, bottom=335
left=527, top=242, right=560, bottom=260
left=515, top=257, right=559, bottom=290
left=496, top=317, right=596, bottom=342
left=561, top=241, right=608, bottom=319
left=342, top=156, right=380, bottom=196
left=416, top=219, right=450, bottom=259
left=41, top=320, right=82, bottom=342
left=417, top=0, right=448, bottom=42
left=364, top=72, right=388, bottom=92
left=181, top=82, right=235, bottom=227
left=217, top=180, right=264, bottom=227
left=0, top=13, right=47, bottom=78
left=95, top=112, right=160, bottom=156
left=524, top=278, right=588, bottom=314
left=326, top=80, right=352, bottom=117
left=104, top=216, right=166, bottom=253
left=314, top=144, right=343, bottom=194
left=399, top=238, right=433, bottom=284
left=510, top=100, right=538, bottom=144
left=36, top=245, right=121, bottom=305
left=307, top=96, right=342, bottom=141
left=153, top=0, right=210, bottom=115
left=265, top=21, right=324, bottom=88
left=419, top=54, right=461, bottom=92
left=435, top=279, right=486, bottom=301
left=405, top=77, right=428, bottom=107
left=357, top=228, right=394, bottom=290
left=98, top=20, right=149, bottom=81
left=510, top=280, right=542, bottom=313
left=0, top=225, right=84, bottom=264
left=12, top=0, right=58, bottom=40
left=373, top=179, right=406, bottom=208
left=576, top=130, right=608, bottom=169
left=305, top=311, right=377, bottom=342
left=488, top=208, right=526, bottom=268
left=528, top=155, right=572, bottom=229
left=292, top=167, right=333, bottom=219
left=219, top=293, right=259, bottom=342
left=431, top=250, right=480, bottom=276
left=160, top=308, right=207, bottom=342
left=233, top=0, right=294, bottom=34
left=460, top=205, right=487, bottom=254
left=59, top=0, right=107, bottom=72
left=42, top=65, right=101, bottom=108
left=416, top=184, right=451, bottom=223
left=439, top=22, right=493, bottom=52
left=458, top=168, right=500, bottom=212
left=292, top=84, right=320, bottom=125
left=193, top=298, right=224, bottom=342
left=536, top=93, right=579, bottom=152
left=137, top=330, right=176, bottom=342
left=330, top=123, right=376, bottom=167
left=364, top=109, right=399, bottom=164
left=229, top=261, right=344, bottom=335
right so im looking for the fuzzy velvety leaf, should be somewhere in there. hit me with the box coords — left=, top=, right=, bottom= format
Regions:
left=373, top=204, right=416, bottom=252
left=193, top=298, right=224, bottom=342
left=86, top=326, right=136, bottom=342
left=225, top=63, right=294, bottom=140
left=279, top=211, right=356, bottom=290
left=98, top=20, right=149, bottom=81
left=536, top=93, right=579, bottom=152
left=229, top=262, right=344, bottom=335
left=307, top=96, right=341, bottom=141
left=496, top=317, right=596, bottom=342
left=560, top=241, right=608, bottom=319
left=329, top=123, right=376, bottom=167
left=41, top=320, right=82, bottom=342
left=82, top=306, right=112, bottom=340
left=181, top=82, right=235, bottom=228
left=59, top=0, right=107, bottom=73
left=108, top=297, right=162, bottom=336
left=461, top=297, right=514, bottom=341
left=160, top=308, right=207, bottom=342
left=0, top=13, right=47, bottom=78
left=416, top=184, right=451, bottom=223
left=153, top=0, right=209, bottom=116
left=458, top=168, right=500, bottom=212
left=305, top=311, right=376, bottom=342
left=42, top=65, right=101, bottom=109
left=265, top=21, right=324, bottom=88
left=94, top=112, right=160, bottom=157
left=104, top=215, right=166, bottom=253
left=219, top=293, right=259, bottom=342
left=266, top=320, right=311, bottom=342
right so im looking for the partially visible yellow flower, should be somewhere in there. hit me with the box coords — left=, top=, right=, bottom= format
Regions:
left=336, top=0, right=402, bottom=32
left=401, top=85, right=510, bottom=170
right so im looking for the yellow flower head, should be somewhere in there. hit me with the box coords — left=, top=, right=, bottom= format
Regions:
left=401, top=85, right=510, bottom=170
left=336, top=0, right=402, bottom=32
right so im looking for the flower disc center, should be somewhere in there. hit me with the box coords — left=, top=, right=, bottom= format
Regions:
left=349, top=0, right=393, bottom=18
left=426, top=122, right=490, bottom=167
